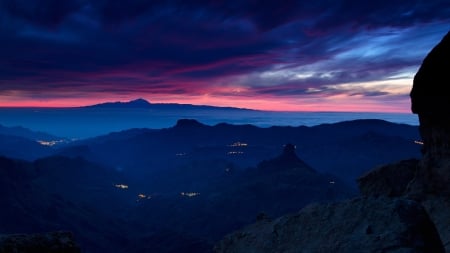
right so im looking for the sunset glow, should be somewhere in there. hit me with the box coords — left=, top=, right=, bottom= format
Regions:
left=0, top=1, right=449, bottom=112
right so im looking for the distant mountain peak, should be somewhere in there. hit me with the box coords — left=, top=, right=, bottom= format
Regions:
left=83, top=98, right=253, bottom=112
left=258, top=143, right=316, bottom=173
left=174, top=119, right=206, bottom=128
left=128, top=98, right=151, bottom=105
left=86, top=98, right=151, bottom=108
left=282, top=143, right=297, bottom=158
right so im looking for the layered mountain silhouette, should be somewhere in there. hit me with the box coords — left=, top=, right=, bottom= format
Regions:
left=58, top=118, right=421, bottom=186
left=0, top=155, right=133, bottom=252
left=0, top=118, right=421, bottom=185
left=0, top=105, right=424, bottom=253
left=0, top=124, right=62, bottom=141
left=0, top=143, right=354, bottom=253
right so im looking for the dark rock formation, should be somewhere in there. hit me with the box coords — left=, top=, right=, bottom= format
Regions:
left=358, top=159, right=419, bottom=197
left=257, top=143, right=316, bottom=174
left=214, top=197, right=444, bottom=253
left=174, top=119, right=207, bottom=128
left=358, top=159, right=450, bottom=252
left=409, top=31, right=450, bottom=194
left=0, top=231, right=80, bottom=253
left=411, top=31, right=450, bottom=116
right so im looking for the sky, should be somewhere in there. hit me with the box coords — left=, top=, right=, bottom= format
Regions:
left=0, top=0, right=449, bottom=112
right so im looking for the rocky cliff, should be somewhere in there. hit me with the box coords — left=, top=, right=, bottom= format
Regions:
left=214, top=197, right=443, bottom=253
left=409, top=30, right=450, bottom=197
left=214, top=31, right=450, bottom=253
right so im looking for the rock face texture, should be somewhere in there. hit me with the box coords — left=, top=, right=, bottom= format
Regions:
left=358, top=159, right=419, bottom=197
left=0, top=231, right=80, bottom=253
left=358, top=160, right=450, bottom=252
left=214, top=197, right=444, bottom=253
left=215, top=31, right=450, bottom=253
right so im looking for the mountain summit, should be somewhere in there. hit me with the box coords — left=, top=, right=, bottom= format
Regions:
left=84, top=98, right=252, bottom=111
left=128, top=98, right=151, bottom=106
left=257, top=143, right=316, bottom=174
left=85, top=98, right=152, bottom=108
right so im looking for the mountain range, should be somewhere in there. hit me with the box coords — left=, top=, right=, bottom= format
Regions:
left=0, top=142, right=355, bottom=252
left=0, top=117, right=422, bottom=252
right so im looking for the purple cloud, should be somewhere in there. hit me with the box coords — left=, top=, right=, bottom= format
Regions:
left=0, top=0, right=449, bottom=111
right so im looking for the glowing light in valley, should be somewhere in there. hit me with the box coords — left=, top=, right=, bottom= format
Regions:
left=227, top=151, right=244, bottom=155
left=136, top=193, right=152, bottom=202
left=414, top=140, right=424, bottom=145
left=37, top=140, right=66, bottom=146
left=228, top=142, right=248, bottom=147
left=114, top=184, right=129, bottom=189
left=180, top=192, right=200, bottom=197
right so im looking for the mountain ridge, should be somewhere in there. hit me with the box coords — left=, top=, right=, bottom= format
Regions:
left=83, top=98, right=254, bottom=111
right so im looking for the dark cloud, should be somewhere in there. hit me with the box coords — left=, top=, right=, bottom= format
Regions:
left=0, top=0, right=449, bottom=110
left=0, top=0, right=83, bottom=27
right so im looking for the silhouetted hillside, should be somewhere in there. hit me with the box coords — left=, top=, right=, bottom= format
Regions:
left=0, top=118, right=423, bottom=252
left=84, top=98, right=252, bottom=111
left=0, top=134, right=54, bottom=160
left=0, top=155, right=133, bottom=252
left=0, top=124, right=63, bottom=141
left=127, top=144, right=355, bottom=252
left=0, top=143, right=355, bottom=253
left=61, top=119, right=421, bottom=186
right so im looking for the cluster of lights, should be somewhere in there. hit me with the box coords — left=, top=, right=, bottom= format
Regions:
left=414, top=140, right=424, bottom=145
left=180, top=192, right=200, bottom=197
left=36, top=140, right=65, bottom=146
left=228, top=142, right=248, bottom=147
left=227, top=151, right=244, bottom=155
left=136, top=193, right=152, bottom=202
left=176, top=153, right=187, bottom=156
left=114, top=184, right=129, bottom=189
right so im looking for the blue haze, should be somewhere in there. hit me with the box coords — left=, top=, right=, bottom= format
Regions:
left=0, top=108, right=418, bottom=139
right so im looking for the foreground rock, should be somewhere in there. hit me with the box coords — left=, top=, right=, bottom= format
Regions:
left=358, top=159, right=419, bottom=197
left=0, top=231, right=80, bottom=253
left=358, top=160, right=450, bottom=252
left=409, top=30, right=450, bottom=194
left=214, top=197, right=444, bottom=253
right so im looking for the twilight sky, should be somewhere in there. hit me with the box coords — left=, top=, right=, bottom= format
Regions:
left=0, top=1, right=449, bottom=112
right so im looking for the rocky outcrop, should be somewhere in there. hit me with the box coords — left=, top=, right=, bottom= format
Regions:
left=421, top=196, right=450, bottom=252
left=257, top=143, right=316, bottom=174
left=411, top=31, right=450, bottom=116
left=409, top=30, right=450, bottom=194
left=358, top=159, right=419, bottom=197
left=404, top=30, right=450, bottom=251
left=358, top=159, right=450, bottom=252
left=214, top=197, right=444, bottom=253
left=0, top=231, right=80, bottom=253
